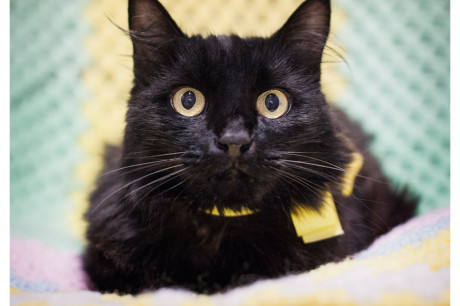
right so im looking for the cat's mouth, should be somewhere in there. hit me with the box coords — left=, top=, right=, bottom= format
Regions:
left=186, top=159, right=271, bottom=208
left=212, top=166, right=253, bottom=182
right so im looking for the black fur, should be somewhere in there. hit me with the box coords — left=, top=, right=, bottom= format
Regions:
left=84, top=0, right=417, bottom=294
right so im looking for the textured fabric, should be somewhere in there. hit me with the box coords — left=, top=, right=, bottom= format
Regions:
left=10, top=0, right=450, bottom=304
left=10, top=207, right=450, bottom=305
left=335, top=0, right=450, bottom=214
left=11, top=0, right=90, bottom=251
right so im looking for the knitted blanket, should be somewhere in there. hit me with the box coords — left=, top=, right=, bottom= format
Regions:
left=10, top=206, right=450, bottom=305
left=11, top=0, right=450, bottom=305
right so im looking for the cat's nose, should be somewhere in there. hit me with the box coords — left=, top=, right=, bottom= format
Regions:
left=216, top=130, right=252, bottom=157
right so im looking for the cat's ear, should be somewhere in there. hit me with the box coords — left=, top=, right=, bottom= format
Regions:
left=128, top=0, right=185, bottom=79
left=271, top=0, right=331, bottom=65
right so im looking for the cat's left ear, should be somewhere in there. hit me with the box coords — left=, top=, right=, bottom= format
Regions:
left=271, top=0, right=331, bottom=65
left=128, top=0, right=185, bottom=80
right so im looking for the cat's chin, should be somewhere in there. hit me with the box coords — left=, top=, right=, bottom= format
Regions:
left=211, top=168, right=254, bottom=183
left=187, top=168, right=268, bottom=209
left=210, top=172, right=256, bottom=199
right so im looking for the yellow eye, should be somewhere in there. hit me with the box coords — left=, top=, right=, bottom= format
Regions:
left=172, top=87, right=205, bottom=117
left=256, top=89, right=289, bottom=119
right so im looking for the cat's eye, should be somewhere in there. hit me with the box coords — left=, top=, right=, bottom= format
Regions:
left=172, top=87, right=205, bottom=117
left=256, top=89, right=289, bottom=119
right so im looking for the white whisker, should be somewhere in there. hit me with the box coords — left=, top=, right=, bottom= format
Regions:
left=99, top=157, right=182, bottom=177
left=93, top=164, right=184, bottom=211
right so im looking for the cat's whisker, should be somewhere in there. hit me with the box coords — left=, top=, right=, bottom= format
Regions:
left=159, top=179, right=187, bottom=196
left=104, top=164, right=190, bottom=220
left=170, top=172, right=197, bottom=205
left=279, top=152, right=388, bottom=185
left=126, top=167, right=191, bottom=215
left=278, top=158, right=344, bottom=173
left=278, top=158, right=342, bottom=177
left=99, top=157, right=183, bottom=177
left=276, top=174, right=327, bottom=209
left=93, top=164, right=184, bottom=212
left=279, top=152, right=345, bottom=170
left=101, top=160, right=184, bottom=182
left=257, top=167, right=288, bottom=215
left=130, top=167, right=190, bottom=196
left=123, top=155, right=182, bottom=160
left=277, top=151, right=325, bottom=154
left=135, top=151, right=185, bottom=157
left=141, top=139, right=184, bottom=148
left=283, top=171, right=329, bottom=196
left=123, top=151, right=186, bottom=160
left=126, top=165, right=190, bottom=213
left=122, top=149, right=186, bottom=160
left=106, top=167, right=189, bottom=224
left=279, top=161, right=341, bottom=185
left=284, top=139, right=324, bottom=144
left=272, top=169, right=317, bottom=205
left=269, top=166, right=324, bottom=199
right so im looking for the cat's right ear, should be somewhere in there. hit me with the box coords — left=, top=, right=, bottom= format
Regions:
left=271, top=0, right=331, bottom=69
left=128, top=0, right=184, bottom=80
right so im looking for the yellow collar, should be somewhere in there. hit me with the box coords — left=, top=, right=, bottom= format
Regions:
left=205, top=151, right=363, bottom=244
left=206, top=206, right=256, bottom=217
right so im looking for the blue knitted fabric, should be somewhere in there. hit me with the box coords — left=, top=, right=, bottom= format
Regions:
left=334, top=0, right=450, bottom=214
left=10, top=0, right=90, bottom=251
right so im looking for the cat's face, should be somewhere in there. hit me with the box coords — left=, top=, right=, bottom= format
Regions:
left=123, top=0, right=349, bottom=212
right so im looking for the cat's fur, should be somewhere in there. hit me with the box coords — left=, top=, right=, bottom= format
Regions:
left=83, top=0, right=417, bottom=294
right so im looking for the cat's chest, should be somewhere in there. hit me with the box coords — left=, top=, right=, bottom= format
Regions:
left=157, top=210, right=298, bottom=259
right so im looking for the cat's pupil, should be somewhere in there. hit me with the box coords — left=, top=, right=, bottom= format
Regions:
left=181, top=91, right=196, bottom=110
left=265, top=93, right=279, bottom=112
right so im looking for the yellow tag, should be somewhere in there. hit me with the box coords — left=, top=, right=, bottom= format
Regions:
left=203, top=151, right=363, bottom=244
left=342, top=152, right=364, bottom=196
left=290, top=191, right=344, bottom=243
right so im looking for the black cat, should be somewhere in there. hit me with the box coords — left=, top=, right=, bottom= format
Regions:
left=83, top=0, right=417, bottom=294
